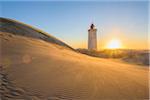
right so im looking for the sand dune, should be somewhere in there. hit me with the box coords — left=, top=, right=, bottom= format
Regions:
left=0, top=17, right=73, bottom=50
left=0, top=18, right=149, bottom=100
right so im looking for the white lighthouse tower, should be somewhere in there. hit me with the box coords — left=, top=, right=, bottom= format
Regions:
left=88, top=23, right=97, bottom=50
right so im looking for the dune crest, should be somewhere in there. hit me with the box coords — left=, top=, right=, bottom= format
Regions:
left=0, top=17, right=73, bottom=50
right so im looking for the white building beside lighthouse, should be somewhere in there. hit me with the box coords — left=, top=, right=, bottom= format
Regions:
left=88, top=24, right=97, bottom=50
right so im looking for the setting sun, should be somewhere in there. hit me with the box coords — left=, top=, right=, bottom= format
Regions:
left=106, top=39, right=122, bottom=49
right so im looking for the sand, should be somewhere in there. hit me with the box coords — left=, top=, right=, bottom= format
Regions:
left=0, top=32, right=149, bottom=100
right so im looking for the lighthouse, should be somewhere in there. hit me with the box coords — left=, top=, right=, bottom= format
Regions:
left=88, top=23, right=97, bottom=50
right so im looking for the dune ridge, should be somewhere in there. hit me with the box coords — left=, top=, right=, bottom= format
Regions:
left=0, top=17, right=73, bottom=50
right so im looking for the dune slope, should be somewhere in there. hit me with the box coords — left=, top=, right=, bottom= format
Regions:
left=0, top=18, right=149, bottom=100
left=0, top=17, right=73, bottom=50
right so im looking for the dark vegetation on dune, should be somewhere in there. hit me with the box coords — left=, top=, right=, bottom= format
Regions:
left=77, top=49, right=149, bottom=66
left=0, top=17, right=74, bottom=50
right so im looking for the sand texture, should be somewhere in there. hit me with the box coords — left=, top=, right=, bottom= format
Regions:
left=0, top=18, right=149, bottom=100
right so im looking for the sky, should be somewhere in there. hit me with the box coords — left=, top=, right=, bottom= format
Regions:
left=0, top=1, right=149, bottom=49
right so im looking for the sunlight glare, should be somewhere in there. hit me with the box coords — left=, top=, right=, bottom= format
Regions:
left=107, top=39, right=122, bottom=49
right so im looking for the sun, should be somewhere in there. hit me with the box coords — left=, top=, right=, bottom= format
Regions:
left=106, top=39, right=122, bottom=49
